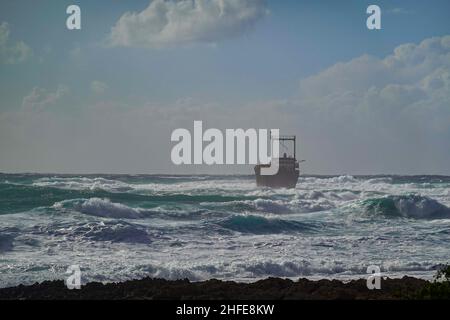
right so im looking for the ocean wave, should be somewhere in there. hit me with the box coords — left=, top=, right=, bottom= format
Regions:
left=0, top=226, right=22, bottom=252
left=364, top=177, right=394, bottom=184
left=31, top=176, right=256, bottom=194
left=242, top=260, right=350, bottom=277
left=72, top=221, right=151, bottom=244
left=362, top=195, right=450, bottom=219
left=63, top=196, right=334, bottom=220
left=0, top=234, right=15, bottom=252
left=31, top=220, right=152, bottom=244
left=55, top=198, right=147, bottom=219
left=253, top=199, right=292, bottom=213
left=54, top=197, right=242, bottom=220
left=300, top=175, right=359, bottom=184
left=329, top=175, right=358, bottom=183
left=32, top=177, right=133, bottom=192
left=208, top=197, right=335, bottom=215
left=239, top=260, right=439, bottom=278
left=218, top=215, right=315, bottom=234
left=0, top=182, right=148, bottom=215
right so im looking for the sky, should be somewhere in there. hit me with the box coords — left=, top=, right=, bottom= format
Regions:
left=0, top=0, right=450, bottom=175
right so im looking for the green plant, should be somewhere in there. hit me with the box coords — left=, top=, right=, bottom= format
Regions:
left=416, top=265, right=450, bottom=299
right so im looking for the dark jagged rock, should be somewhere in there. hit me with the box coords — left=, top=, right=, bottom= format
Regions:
left=0, top=276, right=428, bottom=300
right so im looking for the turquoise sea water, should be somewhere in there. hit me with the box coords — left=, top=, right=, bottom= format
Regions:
left=1, top=174, right=449, bottom=287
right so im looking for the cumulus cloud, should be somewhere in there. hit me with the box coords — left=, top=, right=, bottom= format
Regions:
left=288, top=35, right=450, bottom=173
left=22, top=85, right=70, bottom=112
left=91, top=81, right=109, bottom=94
left=2, top=35, right=450, bottom=174
left=109, top=0, right=268, bottom=48
left=297, top=36, right=450, bottom=124
left=0, top=22, right=31, bottom=64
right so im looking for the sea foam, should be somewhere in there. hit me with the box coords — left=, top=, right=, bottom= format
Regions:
left=362, top=194, right=450, bottom=219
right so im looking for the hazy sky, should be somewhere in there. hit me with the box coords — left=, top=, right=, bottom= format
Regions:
left=1, top=0, right=450, bottom=175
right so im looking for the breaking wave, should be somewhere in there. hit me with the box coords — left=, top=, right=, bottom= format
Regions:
left=54, top=198, right=147, bottom=219
left=362, top=195, right=450, bottom=219
left=2, top=173, right=450, bottom=286
left=70, top=221, right=152, bottom=244
left=206, top=197, right=336, bottom=215
left=31, top=220, right=152, bottom=244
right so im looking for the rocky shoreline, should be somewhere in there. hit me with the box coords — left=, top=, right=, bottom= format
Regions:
left=0, top=276, right=429, bottom=300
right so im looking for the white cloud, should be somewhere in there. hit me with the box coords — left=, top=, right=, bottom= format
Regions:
left=91, top=81, right=109, bottom=94
left=288, top=35, right=450, bottom=173
left=0, top=22, right=31, bottom=64
left=22, top=85, right=70, bottom=112
left=2, top=35, right=450, bottom=174
left=297, top=36, right=450, bottom=119
left=109, top=0, right=268, bottom=48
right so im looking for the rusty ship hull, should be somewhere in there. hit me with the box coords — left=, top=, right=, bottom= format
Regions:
left=254, top=157, right=299, bottom=188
